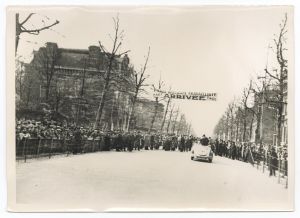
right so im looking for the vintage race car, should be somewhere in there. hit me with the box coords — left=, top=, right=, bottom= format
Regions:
left=191, top=142, right=213, bottom=163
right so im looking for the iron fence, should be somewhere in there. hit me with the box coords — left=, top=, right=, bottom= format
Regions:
left=16, top=137, right=105, bottom=162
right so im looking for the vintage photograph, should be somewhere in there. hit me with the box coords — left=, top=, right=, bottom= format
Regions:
left=6, top=6, right=294, bottom=211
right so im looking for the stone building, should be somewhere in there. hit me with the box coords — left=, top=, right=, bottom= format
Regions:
left=19, top=42, right=164, bottom=132
left=249, top=86, right=288, bottom=149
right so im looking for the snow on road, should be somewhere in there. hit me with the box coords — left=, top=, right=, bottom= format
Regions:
left=16, top=150, right=291, bottom=211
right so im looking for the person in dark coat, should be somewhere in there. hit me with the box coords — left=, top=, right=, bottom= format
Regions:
left=180, top=136, right=185, bottom=152
left=102, top=133, right=111, bottom=151
left=127, top=133, right=134, bottom=152
left=231, top=142, right=237, bottom=160
left=269, top=147, right=278, bottom=176
left=186, top=136, right=193, bottom=151
left=144, top=133, right=150, bottom=150
left=200, top=134, right=209, bottom=146
left=150, top=134, right=155, bottom=150
left=164, top=136, right=171, bottom=151
left=134, top=132, right=141, bottom=151
left=154, top=134, right=160, bottom=150
left=171, top=136, right=177, bottom=151
left=73, top=128, right=82, bottom=154
left=115, top=133, right=123, bottom=151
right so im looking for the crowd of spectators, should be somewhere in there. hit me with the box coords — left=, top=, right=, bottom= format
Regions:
left=15, top=119, right=288, bottom=179
left=16, top=119, right=195, bottom=155
left=212, top=139, right=288, bottom=177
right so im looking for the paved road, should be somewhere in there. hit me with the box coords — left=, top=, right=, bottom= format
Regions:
left=16, top=150, right=291, bottom=211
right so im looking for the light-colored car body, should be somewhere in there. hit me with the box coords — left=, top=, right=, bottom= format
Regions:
left=191, top=142, right=213, bottom=163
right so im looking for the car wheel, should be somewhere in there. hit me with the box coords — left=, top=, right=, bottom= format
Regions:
left=191, top=156, right=194, bottom=160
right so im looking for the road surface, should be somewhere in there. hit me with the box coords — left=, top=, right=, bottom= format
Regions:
left=16, top=150, right=291, bottom=211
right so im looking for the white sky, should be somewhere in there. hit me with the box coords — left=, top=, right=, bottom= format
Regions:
left=16, top=6, right=292, bottom=136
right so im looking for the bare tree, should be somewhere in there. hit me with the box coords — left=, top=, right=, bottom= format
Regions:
left=176, top=114, right=186, bottom=135
left=15, top=57, right=25, bottom=100
left=186, top=123, right=192, bottom=136
left=249, top=78, right=264, bottom=143
left=160, top=87, right=172, bottom=133
left=94, top=15, right=130, bottom=129
left=53, top=81, right=65, bottom=119
left=214, top=82, right=257, bottom=142
left=239, top=82, right=254, bottom=142
left=166, top=103, right=175, bottom=134
left=126, top=47, right=150, bottom=131
left=33, top=43, right=59, bottom=101
left=171, top=107, right=180, bottom=134
left=263, top=13, right=288, bottom=147
left=213, top=114, right=227, bottom=139
left=226, top=101, right=236, bottom=140
left=75, top=58, right=89, bottom=125
left=149, top=77, right=164, bottom=132
left=15, top=13, right=59, bottom=54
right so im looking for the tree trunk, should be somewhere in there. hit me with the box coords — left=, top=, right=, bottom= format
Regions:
left=94, top=81, right=109, bottom=129
left=15, top=13, right=20, bottom=54
left=230, top=118, right=234, bottom=141
left=242, top=114, right=247, bottom=142
left=235, top=118, right=239, bottom=142
left=166, top=106, right=174, bottom=134
left=149, top=97, right=159, bottom=132
left=160, top=97, right=171, bottom=133
left=126, top=92, right=138, bottom=132
left=249, top=112, right=254, bottom=142
left=226, top=114, right=229, bottom=141
left=94, top=56, right=113, bottom=129
left=172, top=109, right=179, bottom=134
left=255, top=105, right=262, bottom=143
left=276, top=65, right=285, bottom=147
left=277, top=95, right=283, bottom=147
left=45, top=83, right=50, bottom=101
left=26, top=85, right=31, bottom=107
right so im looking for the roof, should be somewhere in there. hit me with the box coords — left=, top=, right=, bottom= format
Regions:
left=32, top=42, right=128, bottom=71
left=56, top=49, right=89, bottom=68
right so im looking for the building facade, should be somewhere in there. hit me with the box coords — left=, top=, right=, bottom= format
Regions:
left=19, top=42, right=164, bottom=132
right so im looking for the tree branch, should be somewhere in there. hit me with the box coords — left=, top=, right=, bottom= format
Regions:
left=22, top=20, right=60, bottom=34
left=20, top=13, right=35, bottom=25
left=265, top=68, right=280, bottom=81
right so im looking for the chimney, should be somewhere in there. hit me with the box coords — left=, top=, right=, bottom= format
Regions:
left=88, top=46, right=101, bottom=58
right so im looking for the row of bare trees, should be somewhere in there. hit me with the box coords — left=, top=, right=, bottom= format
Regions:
left=214, top=14, right=288, bottom=148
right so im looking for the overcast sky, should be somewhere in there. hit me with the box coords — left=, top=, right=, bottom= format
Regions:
left=15, top=6, right=292, bottom=136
